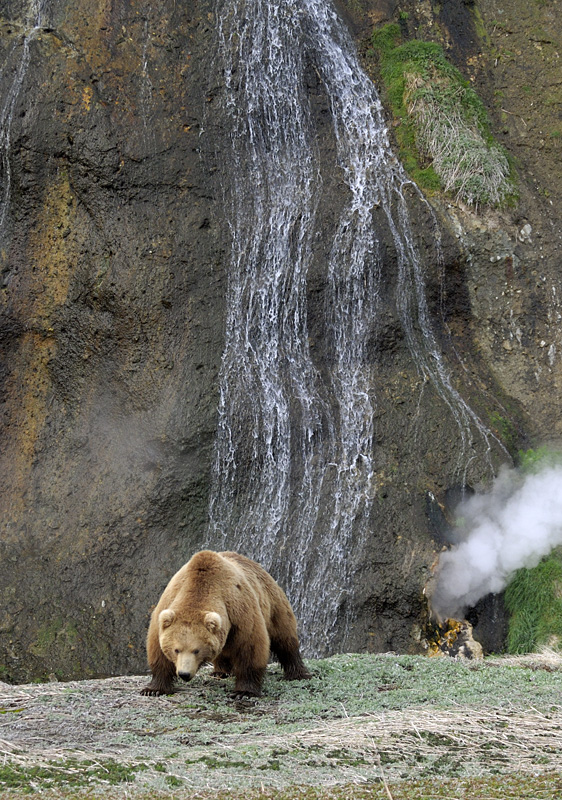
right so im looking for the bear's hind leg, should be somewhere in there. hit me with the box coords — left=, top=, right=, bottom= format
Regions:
left=271, top=636, right=311, bottom=681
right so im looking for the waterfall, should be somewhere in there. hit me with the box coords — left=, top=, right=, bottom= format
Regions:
left=0, top=1, right=48, bottom=236
left=208, top=0, right=500, bottom=654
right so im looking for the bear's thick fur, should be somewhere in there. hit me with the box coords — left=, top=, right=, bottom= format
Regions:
left=140, top=550, right=311, bottom=697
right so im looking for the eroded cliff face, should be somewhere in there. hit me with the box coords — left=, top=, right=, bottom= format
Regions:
left=353, top=0, right=562, bottom=445
left=0, top=0, right=227, bottom=680
left=0, top=0, right=560, bottom=681
left=450, top=0, right=562, bottom=442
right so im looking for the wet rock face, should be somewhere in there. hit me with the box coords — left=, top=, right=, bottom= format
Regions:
left=0, top=0, right=227, bottom=681
left=0, top=0, right=560, bottom=681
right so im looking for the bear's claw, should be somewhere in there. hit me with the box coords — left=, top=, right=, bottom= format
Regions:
left=140, top=684, right=171, bottom=696
left=231, top=689, right=261, bottom=699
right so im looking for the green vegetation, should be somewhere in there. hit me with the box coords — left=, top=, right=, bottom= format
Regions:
left=30, top=617, right=78, bottom=660
left=505, top=553, right=562, bottom=653
left=370, top=24, right=517, bottom=206
left=518, top=445, right=562, bottom=472
left=4, top=774, right=562, bottom=799
left=502, top=448, right=562, bottom=654
left=0, top=759, right=140, bottom=793
left=203, top=777, right=562, bottom=800
left=0, top=656, right=561, bottom=797
left=490, top=411, right=518, bottom=455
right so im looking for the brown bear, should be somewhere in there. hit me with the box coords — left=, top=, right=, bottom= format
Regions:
left=140, top=550, right=311, bottom=697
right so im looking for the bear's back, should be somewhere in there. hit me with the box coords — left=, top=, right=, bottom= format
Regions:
left=220, top=551, right=296, bottom=626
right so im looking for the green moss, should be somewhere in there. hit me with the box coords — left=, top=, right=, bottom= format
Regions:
left=489, top=412, right=518, bottom=454
left=505, top=553, right=562, bottom=653
left=30, top=617, right=79, bottom=659
left=185, top=755, right=251, bottom=769
left=0, top=758, right=139, bottom=792
left=517, top=446, right=562, bottom=472
left=370, top=24, right=517, bottom=206
left=471, top=5, right=491, bottom=50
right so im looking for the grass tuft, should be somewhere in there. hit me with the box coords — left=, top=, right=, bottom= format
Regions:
left=505, top=553, right=562, bottom=654
left=371, top=24, right=517, bottom=206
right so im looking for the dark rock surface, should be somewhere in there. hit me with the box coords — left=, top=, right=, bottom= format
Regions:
left=0, top=0, right=226, bottom=680
left=0, top=0, right=560, bottom=681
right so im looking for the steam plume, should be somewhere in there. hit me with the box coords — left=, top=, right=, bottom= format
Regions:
left=430, top=462, right=562, bottom=620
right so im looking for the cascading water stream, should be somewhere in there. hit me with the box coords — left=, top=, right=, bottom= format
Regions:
left=209, top=0, right=501, bottom=654
left=0, top=1, right=48, bottom=235
left=209, top=0, right=333, bottom=650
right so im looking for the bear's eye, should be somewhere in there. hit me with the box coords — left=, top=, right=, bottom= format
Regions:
left=192, top=649, right=200, bottom=655
left=174, top=648, right=180, bottom=654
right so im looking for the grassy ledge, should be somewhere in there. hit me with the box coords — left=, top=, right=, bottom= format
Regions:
left=370, top=24, right=517, bottom=207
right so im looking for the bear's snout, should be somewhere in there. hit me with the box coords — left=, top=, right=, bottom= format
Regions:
left=178, top=670, right=192, bottom=682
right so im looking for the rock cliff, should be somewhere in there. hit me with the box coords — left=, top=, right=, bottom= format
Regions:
left=0, top=0, right=560, bottom=681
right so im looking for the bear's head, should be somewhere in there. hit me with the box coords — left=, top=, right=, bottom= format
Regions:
left=158, top=609, right=226, bottom=682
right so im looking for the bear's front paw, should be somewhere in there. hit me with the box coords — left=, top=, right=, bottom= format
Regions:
left=140, top=683, right=171, bottom=696
left=211, top=669, right=231, bottom=679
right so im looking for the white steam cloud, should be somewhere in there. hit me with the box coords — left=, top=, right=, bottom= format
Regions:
left=430, top=463, right=562, bottom=620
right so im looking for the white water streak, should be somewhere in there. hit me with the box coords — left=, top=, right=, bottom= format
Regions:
left=208, top=0, right=500, bottom=654
left=0, top=1, right=48, bottom=233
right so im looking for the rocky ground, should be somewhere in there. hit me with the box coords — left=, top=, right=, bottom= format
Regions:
left=1, top=652, right=562, bottom=798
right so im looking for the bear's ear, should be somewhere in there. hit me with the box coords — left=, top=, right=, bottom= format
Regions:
left=159, top=609, right=176, bottom=629
left=204, top=611, right=222, bottom=633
